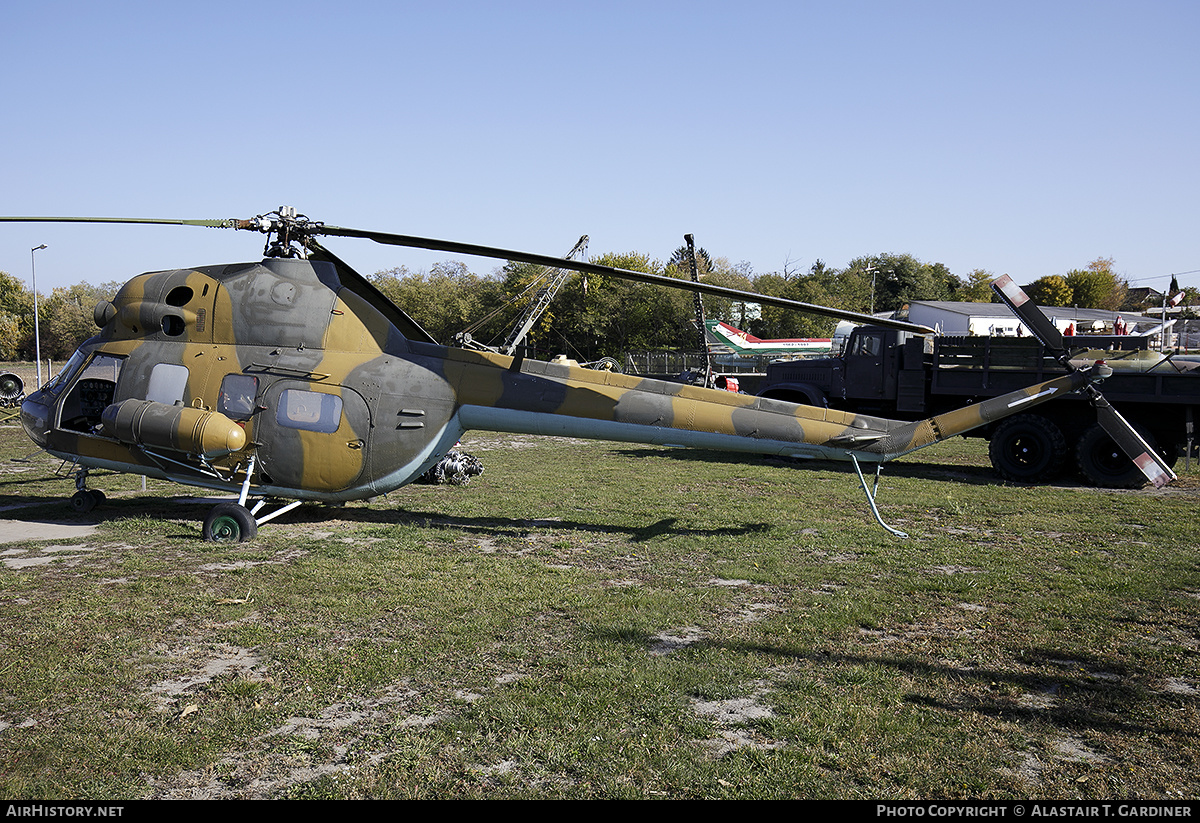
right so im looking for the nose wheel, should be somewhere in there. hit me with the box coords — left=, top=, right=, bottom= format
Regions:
left=70, top=488, right=106, bottom=513
left=69, top=469, right=105, bottom=513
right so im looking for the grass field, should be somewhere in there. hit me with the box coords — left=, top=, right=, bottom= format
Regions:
left=0, top=410, right=1198, bottom=799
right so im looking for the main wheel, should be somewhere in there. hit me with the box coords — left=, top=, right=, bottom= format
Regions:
left=203, top=502, right=258, bottom=543
left=988, top=414, right=1069, bottom=483
left=1075, top=423, right=1157, bottom=489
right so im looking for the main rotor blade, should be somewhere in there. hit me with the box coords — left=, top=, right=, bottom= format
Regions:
left=1089, top=388, right=1177, bottom=488
left=0, top=215, right=244, bottom=229
left=0, top=212, right=936, bottom=334
left=991, top=275, right=1067, bottom=358
left=318, top=225, right=936, bottom=335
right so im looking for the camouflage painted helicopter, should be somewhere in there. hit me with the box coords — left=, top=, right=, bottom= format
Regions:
left=2, top=208, right=1175, bottom=541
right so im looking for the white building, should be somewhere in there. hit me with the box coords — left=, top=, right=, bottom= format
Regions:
left=903, top=301, right=1133, bottom=337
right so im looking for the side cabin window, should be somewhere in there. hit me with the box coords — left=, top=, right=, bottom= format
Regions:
left=851, top=332, right=883, bottom=358
left=59, top=353, right=125, bottom=433
left=146, top=363, right=190, bottom=405
left=276, top=389, right=343, bottom=434
left=218, top=374, right=259, bottom=421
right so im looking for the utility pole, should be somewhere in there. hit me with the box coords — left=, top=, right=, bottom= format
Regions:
left=31, top=245, right=46, bottom=388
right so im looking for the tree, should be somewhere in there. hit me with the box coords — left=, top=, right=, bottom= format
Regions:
left=369, top=263, right=505, bottom=344
left=666, top=244, right=713, bottom=277
left=573, top=251, right=692, bottom=358
left=957, top=269, right=999, bottom=303
left=1025, top=275, right=1073, bottom=307
left=0, top=271, right=34, bottom=360
left=0, top=275, right=122, bottom=361
left=1064, top=258, right=1126, bottom=310
left=40, top=283, right=111, bottom=359
left=481, top=251, right=694, bottom=361
left=696, top=259, right=754, bottom=330
left=0, top=313, right=23, bottom=361
left=846, top=253, right=959, bottom=313
left=750, top=260, right=871, bottom=339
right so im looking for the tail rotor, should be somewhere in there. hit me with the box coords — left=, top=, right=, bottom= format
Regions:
left=991, top=275, right=1176, bottom=488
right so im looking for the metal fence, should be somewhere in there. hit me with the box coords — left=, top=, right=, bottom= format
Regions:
left=622, top=351, right=710, bottom=375
left=622, top=351, right=771, bottom=376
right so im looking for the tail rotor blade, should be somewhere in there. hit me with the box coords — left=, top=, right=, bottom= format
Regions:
left=991, top=275, right=1067, bottom=358
left=992, top=274, right=1177, bottom=489
left=1091, top=389, right=1177, bottom=488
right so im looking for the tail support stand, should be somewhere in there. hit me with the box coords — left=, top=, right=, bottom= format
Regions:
left=849, top=455, right=908, bottom=539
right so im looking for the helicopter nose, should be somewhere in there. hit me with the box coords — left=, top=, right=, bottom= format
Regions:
left=20, top=391, right=51, bottom=449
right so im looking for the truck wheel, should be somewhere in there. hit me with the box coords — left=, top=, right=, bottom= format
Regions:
left=1075, top=423, right=1158, bottom=489
left=988, top=414, right=1068, bottom=483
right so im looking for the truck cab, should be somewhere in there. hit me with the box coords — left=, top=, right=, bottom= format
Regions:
left=759, top=326, right=924, bottom=414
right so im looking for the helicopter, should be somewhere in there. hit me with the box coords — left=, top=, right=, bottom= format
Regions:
left=1, top=208, right=1176, bottom=541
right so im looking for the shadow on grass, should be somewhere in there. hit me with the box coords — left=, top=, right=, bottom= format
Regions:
left=0, top=491, right=778, bottom=545
left=594, top=625, right=1196, bottom=739
left=609, top=446, right=1110, bottom=489
left=319, top=507, right=775, bottom=543
left=611, top=446, right=996, bottom=483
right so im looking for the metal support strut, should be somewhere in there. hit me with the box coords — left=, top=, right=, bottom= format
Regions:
left=849, top=455, right=908, bottom=539
left=237, top=454, right=257, bottom=507
left=235, top=453, right=303, bottom=526
left=248, top=498, right=303, bottom=526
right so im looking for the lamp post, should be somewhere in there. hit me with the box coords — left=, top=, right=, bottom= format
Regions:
left=31, top=244, right=46, bottom=388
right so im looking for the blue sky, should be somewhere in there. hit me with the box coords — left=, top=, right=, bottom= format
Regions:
left=3, top=0, right=1197, bottom=296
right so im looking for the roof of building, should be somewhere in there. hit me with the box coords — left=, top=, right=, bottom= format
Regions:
left=905, top=301, right=1128, bottom=324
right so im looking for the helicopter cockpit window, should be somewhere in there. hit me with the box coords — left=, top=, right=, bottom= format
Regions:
left=146, top=363, right=189, bottom=405
left=42, top=349, right=87, bottom=398
left=276, top=389, right=343, bottom=434
left=58, top=353, right=125, bottom=434
left=218, top=374, right=259, bottom=420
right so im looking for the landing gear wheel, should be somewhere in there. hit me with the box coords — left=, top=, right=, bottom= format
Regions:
left=1075, top=423, right=1157, bottom=489
left=988, top=414, right=1068, bottom=483
left=203, top=502, right=258, bottom=543
left=70, top=489, right=98, bottom=513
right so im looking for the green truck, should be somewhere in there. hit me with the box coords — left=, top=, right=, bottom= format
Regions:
left=757, top=326, right=1200, bottom=487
